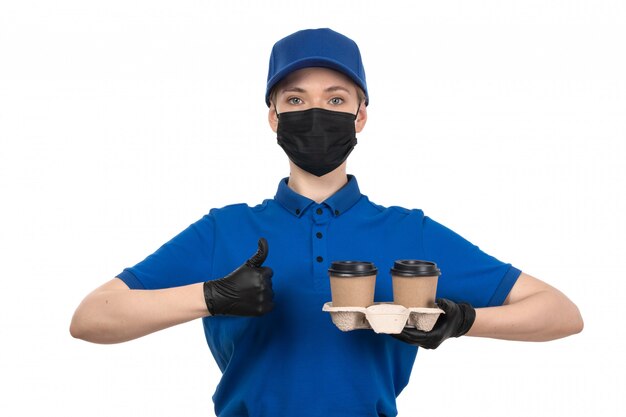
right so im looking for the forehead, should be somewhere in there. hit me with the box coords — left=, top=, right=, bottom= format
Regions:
left=275, top=67, right=357, bottom=93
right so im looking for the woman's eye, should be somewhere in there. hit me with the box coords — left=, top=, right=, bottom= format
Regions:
left=329, top=97, right=344, bottom=105
left=288, top=97, right=302, bottom=105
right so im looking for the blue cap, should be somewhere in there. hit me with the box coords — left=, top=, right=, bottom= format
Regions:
left=265, top=28, right=368, bottom=107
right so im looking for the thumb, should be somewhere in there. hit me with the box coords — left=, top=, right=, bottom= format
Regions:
left=435, top=298, right=454, bottom=314
left=245, top=237, right=269, bottom=268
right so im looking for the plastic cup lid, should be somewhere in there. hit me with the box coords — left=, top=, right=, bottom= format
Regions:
left=328, top=261, right=378, bottom=277
left=390, top=260, right=441, bottom=277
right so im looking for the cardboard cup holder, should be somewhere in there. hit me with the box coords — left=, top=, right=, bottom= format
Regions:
left=322, top=302, right=444, bottom=334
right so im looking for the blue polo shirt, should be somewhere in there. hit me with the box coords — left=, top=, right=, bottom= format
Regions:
left=117, top=174, right=521, bottom=417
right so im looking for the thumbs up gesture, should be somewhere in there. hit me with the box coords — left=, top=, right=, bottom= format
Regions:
left=203, top=238, right=275, bottom=316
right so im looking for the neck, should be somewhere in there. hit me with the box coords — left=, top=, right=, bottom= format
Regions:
left=287, top=163, right=349, bottom=204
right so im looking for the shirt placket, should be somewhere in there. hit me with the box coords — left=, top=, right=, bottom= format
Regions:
left=311, top=204, right=331, bottom=293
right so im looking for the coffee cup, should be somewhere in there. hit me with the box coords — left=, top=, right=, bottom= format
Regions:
left=328, top=261, right=378, bottom=307
left=390, top=260, right=441, bottom=308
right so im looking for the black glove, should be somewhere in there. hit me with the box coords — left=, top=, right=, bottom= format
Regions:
left=391, top=298, right=476, bottom=349
left=203, top=237, right=274, bottom=316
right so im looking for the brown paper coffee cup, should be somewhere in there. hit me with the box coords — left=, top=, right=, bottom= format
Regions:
left=391, top=260, right=441, bottom=308
left=328, top=261, right=377, bottom=307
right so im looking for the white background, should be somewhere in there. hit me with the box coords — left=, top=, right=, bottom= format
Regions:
left=1, top=1, right=624, bottom=416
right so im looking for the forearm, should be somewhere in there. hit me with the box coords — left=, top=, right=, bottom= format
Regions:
left=70, top=282, right=209, bottom=344
left=466, top=288, right=583, bottom=341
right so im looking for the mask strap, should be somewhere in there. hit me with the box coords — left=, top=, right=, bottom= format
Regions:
left=354, top=100, right=362, bottom=120
left=270, top=98, right=280, bottom=119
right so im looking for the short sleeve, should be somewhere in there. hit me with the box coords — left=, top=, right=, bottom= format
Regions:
left=116, top=213, right=215, bottom=290
left=422, top=216, right=521, bottom=308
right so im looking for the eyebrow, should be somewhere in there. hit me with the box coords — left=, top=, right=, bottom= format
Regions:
left=279, top=85, right=353, bottom=95
left=324, top=86, right=352, bottom=95
left=280, top=86, right=306, bottom=94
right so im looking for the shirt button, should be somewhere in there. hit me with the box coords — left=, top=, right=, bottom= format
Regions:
left=316, top=208, right=323, bottom=215
left=295, top=209, right=301, bottom=215
left=334, top=209, right=339, bottom=215
left=316, top=232, right=323, bottom=239
left=316, top=256, right=323, bottom=262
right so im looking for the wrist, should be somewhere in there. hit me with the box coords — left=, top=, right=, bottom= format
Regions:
left=456, top=302, right=476, bottom=337
left=203, top=281, right=216, bottom=316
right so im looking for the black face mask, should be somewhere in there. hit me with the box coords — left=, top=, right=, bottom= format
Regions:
left=276, top=107, right=358, bottom=177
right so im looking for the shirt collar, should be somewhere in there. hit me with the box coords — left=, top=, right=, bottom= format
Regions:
left=274, top=174, right=362, bottom=218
